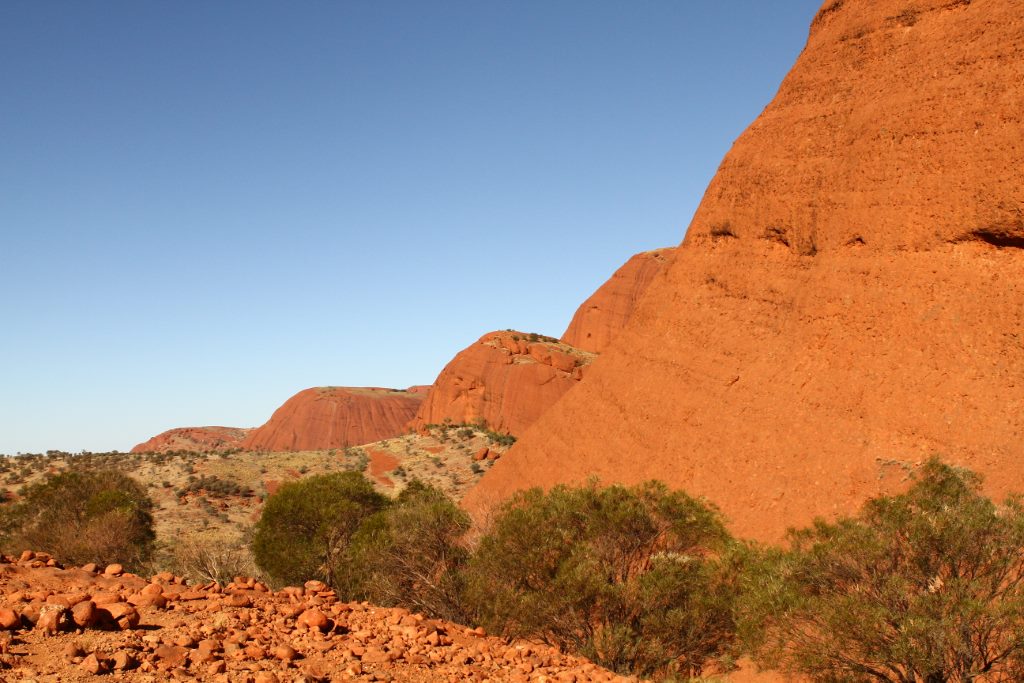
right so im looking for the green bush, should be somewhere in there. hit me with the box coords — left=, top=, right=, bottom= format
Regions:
left=348, top=480, right=471, bottom=622
left=741, top=458, right=1024, bottom=682
left=0, top=467, right=155, bottom=570
left=464, top=480, right=736, bottom=678
left=251, top=471, right=387, bottom=588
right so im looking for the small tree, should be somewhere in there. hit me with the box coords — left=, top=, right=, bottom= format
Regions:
left=251, top=472, right=387, bottom=588
left=0, top=467, right=155, bottom=570
left=464, top=480, right=735, bottom=678
left=742, top=458, right=1024, bottom=682
left=348, top=480, right=471, bottom=622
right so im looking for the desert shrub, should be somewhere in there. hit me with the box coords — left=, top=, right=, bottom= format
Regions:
left=164, top=532, right=259, bottom=585
left=741, top=458, right=1024, bottom=682
left=251, top=471, right=387, bottom=588
left=0, top=467, right=154, bottom=569
left=464, top=480, right=736, bottom=678
left=347, top=481, right=470, bottom=622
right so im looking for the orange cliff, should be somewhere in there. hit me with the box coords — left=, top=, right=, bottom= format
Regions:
left=466, top=0, right=1024, bottom=542
left=241, top=387, right=425, bottom=452
left=409, top=331, right=595, bottom=437
left=562, top=248, right=675, bottom=354
left=130, top=426, right=252, bottom=454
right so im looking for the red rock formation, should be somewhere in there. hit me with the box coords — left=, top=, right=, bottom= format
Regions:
left=467, top=0, right=1024, bottom=542
left=130, top=427, right=251, bottom=454
left=410, top=331, right=595, bottom=436
left=562, top=248, right=675, bottom=354
left=242, top=387, right=425, bottom=452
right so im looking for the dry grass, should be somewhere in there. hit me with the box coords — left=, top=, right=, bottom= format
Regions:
left=0, top=425, right=509, bottom=577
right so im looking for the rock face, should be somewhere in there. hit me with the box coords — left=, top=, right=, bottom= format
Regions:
left=131, top=427, right=252, bottom=454
left=467, top=0, right=1024, bottom=542
left=562, top=248, right=675, bottom=354
left=242, top=387, right=425, bottom=452
left=409, top=331, right=595, bottom=436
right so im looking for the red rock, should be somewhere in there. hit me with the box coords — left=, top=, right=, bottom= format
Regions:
left=224, top=593, right=251, bottom=608
left=242, top=387, right=425, bottom=452
left=273, top=644, right=297, bottom=661
left=0, top=610, right=19, bottom=630
left=104, top=563, right=123, bottom=576
left=111, top=650, right=135, bottom=670
left=36, top=604, right=65, bottom=634
left=91, top=591, right=122, bottom=606
left=472, top=447, right=489, bottom=462
left=130, top=426, right=252, bottom=454
left=561, top=248, right=674, bottom=354
left=409, top=332, right=595, bottom=436
left=70, top=600, right=97, bottom=628
left=79, top=652, right=108, bottom=675
left=154, top=644, right=188, bottom=669
left=468, top=0, right=1024, bottom=544
left=140, top=583, right=164, bottom=597
left=98, top=603, right=139, bottom=630
left=297, top=608, right=329, bottom=631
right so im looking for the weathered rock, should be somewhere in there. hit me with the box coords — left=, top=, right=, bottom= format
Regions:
left=468, top=0, right=1024, bottom=543
left=36, top=604, right=65, bottom=635
left=111, top=650, right=135, bottom=670
left=79, top=652, right=108, bottom=675
left=297, top=608, right=329, bottom=632
left=0, top=610, right=19, bottom=630
left=130, top=426, right=253, bottom=454
left=242, top=386, right=426, bottom=452
left=410, top=332, right=595, bottom=436
left=70, top=600, right=97, bottom=628
left=99, top=602, right=140, bottom=630
left=153, top=644, right=188, bottom=669
left=562, top=248, right=674, bottom=354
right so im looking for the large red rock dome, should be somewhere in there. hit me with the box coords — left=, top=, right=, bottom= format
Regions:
left=562, top=248, right=675, bottom=354
left=409, top=331, right=595, bottom=437
left=241, top=387, right=425, bottom=452
left=467, top=0, right=1024, bottom=542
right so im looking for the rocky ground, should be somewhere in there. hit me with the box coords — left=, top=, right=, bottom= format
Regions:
left=0, top=551, right=632, bottom=682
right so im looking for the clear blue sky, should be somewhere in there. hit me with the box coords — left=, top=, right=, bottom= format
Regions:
left=1, top=1, right=822, bottom=454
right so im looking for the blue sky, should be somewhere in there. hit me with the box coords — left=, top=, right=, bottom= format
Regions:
left=0, top=1, right=822, bottom=454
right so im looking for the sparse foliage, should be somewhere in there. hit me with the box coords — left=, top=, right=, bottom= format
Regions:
left=741, top=458, right=1024, bottom=682
left=0, top=467, right=155, bottom=570
left=348, top=480, right=471, bottom=622
left=464, top=480, right=736, bottom=678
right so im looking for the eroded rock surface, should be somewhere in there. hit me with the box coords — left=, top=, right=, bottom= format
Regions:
left=562, top=248, right=675, bottom=354
left=468, top=0, right=1024, bottom=542
left=131, top=427, right=253, bottom=455
left=242, top=387, right=425, bottom=453
left=410, top=332, right=595, bottom=437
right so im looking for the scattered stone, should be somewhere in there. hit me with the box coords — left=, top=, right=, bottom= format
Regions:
left=79, top=652, right=109, bottom=675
